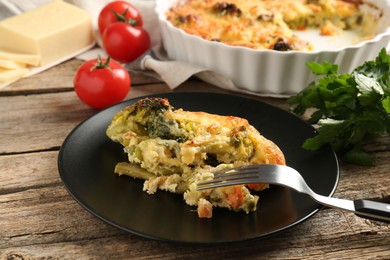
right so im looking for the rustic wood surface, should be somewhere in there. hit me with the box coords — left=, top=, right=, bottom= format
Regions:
left=0, top=59, right=389, bottom=259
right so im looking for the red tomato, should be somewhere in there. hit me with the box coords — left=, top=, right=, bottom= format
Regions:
left=98, top=1, right=143, bottom=35
left=102, top=22, right=151, bottom=63
left=74, top=57, right=131, bottom=109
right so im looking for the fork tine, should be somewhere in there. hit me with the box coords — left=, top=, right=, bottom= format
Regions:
left=209, top=170, right=259, bottom=182
left=198, top=171, right=259, bottom=184
left=213, top=165, right=257, bottom=178
left=196, top=166, right=263, bottom=190
left=196, top=177, right=261, bottom=190
left=213, top=165, right=260, bottom=178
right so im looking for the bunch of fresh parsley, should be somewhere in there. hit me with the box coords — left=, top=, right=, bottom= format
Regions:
left=288, top=48, right=390, bottom=166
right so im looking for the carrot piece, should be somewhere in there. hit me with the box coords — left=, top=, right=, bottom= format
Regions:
left=321, top=25, right=334, bottom=36
left=197, top=198, right=213, bottom=218
left=227, top=185, right=244, bottom=208
left=247, top=183, right=268, bottom=191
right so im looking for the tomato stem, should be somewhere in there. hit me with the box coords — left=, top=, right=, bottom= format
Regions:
left=112, top=8, right=138, bottom=26
left=90, top=55, right=112, bottom=72
left=126, top=18, right=138, bottom=26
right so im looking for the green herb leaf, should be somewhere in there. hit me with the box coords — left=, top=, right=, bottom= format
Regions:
left=307, top=61, right=338, bottom=75
left=302, top=119, right=350, bottom=151
left=288, top=48, right=390, bottom=166
left=382, top=96, right=390, bottom=113
left=342, top=144, right=373, bottom=166
left=354, top=72, right=384, bottom=95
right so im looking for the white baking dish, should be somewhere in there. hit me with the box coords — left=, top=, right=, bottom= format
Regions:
left=155, top=0, right=390, bottom=96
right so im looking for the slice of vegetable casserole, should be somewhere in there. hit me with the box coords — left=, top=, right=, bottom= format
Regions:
left=106, top=98, right=285, bottom=218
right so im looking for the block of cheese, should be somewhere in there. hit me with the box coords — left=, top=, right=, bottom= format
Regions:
left=0, top=68, right=29, bottom=83
left=0, top=50, right=40, bottom=66
left=0, top=0, right=94, bottom=66
left=0, top=59, right=26, bottom=69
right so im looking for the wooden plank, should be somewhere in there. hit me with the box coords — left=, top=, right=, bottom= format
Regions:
left=0, top=185, right=125, bottom=248
left=2, top=223, right=389, bottom=260
left=0, top=59, right=162, bottom=95
left=0, top=91, right=94, bottom=154
left=0, top=151, right=60, bottom=194
left=0, top=59, right=79, bottom=94
left=338, top=152, right=390, bottom=202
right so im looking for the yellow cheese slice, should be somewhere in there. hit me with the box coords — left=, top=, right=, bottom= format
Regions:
left=0, top=68, right=29, bottom=83
left=0, top=50, right=40, bottom=66
left=0, top=58, right=26, bottom=69
left=0, top=0, right=94, bottom=66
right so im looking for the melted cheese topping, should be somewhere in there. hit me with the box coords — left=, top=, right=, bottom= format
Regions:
left=166, top=0, right=377, bottom=51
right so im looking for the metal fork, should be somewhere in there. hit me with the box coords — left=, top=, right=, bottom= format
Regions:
left=197, top=164, right=390, bottom=222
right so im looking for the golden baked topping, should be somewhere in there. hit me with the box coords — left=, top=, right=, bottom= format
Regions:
left=166, top=0, right=378, bottom=51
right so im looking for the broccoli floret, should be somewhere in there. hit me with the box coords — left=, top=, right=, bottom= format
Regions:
left=125, top=98, right=188, bottom=142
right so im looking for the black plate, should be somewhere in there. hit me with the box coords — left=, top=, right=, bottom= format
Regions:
left=58, top=92, right=339, bottom=244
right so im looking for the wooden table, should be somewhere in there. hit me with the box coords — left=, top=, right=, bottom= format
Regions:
left=1, top=59, right=389, bottom=259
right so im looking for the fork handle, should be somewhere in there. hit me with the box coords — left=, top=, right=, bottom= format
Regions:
left=311, top=193, right=390, bottom=223
left=354, top=199, right=390, bottom=223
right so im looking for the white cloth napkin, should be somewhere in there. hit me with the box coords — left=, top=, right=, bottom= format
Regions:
left=2, top=0, right=249, bottom=95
